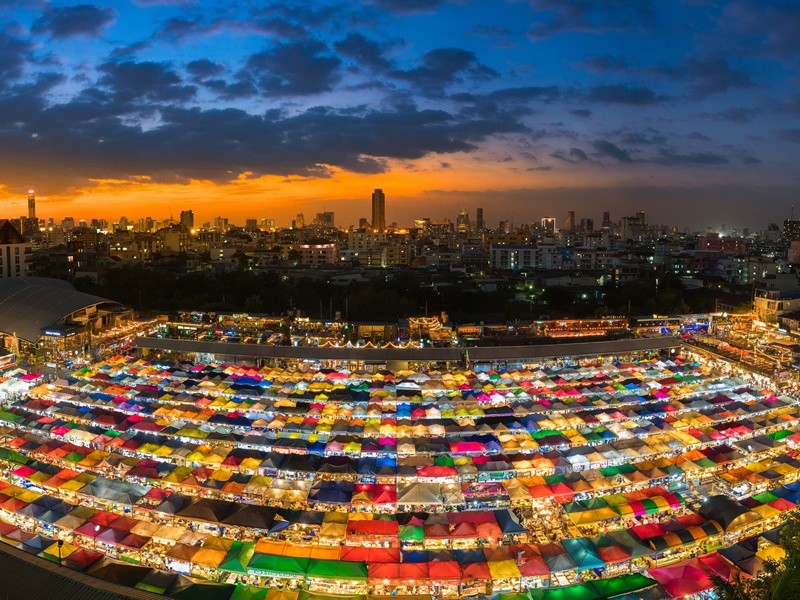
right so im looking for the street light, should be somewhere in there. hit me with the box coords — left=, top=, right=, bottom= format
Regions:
left=57, top=538, right=63, bottom=567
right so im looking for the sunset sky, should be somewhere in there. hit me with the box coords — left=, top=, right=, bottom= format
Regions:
left=0, top=0, right=798, bottom=229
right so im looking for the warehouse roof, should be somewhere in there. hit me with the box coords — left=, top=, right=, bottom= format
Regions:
left=0, top=277, right=123, bottom=343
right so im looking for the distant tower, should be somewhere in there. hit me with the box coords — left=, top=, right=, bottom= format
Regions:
left=541, top=217, right=556, bottom=236
left=295, top=213, right=305, bottom=229
left=27, top=190, right=35, bottom=220
left=456, top=208, right=470, bottom=234
left=602, top=211, right=611, bottom=230
left=565, top=210, right=575, bottom=232
left=476, top=208, right=484, bottom=232
left=371, top=189, right=386, bottom=232
left=180, top=210, right=194, bottom=230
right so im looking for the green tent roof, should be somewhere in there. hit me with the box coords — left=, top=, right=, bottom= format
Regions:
left=306, top=559, right=367, bottom=581
left=219, top=542, right=255, bottom=575
left=230, top=585, right=268, bottom=600
left=247, top=554, right=309, bottom=577
left=398, top=525, right=424, bottom=541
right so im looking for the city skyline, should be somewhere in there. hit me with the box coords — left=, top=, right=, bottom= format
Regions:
left=0, top=1, right=798, bottom=228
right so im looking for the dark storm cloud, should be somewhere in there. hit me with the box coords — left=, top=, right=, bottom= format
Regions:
left=651, top=56, right=753, bottom=98
left=0, top=75, right=530, bottom=188
left=390, top=48, right=497, bottom=93
left=97, top=60, right=197, bottom=103
left=0, top=31, right=34, bottom=86
left=576, top=54, right=629, bottom=73
left=528, top=0, right=656, bottom=39
left=334, top=33, right=393, bottom=71
left=250, top=17, right=309, bottom=40
left=774, top=129, right=800, bottom=143
left=551, top=148, right=589, bottom=163
left=569, top=109, right=591, bottom=118
left=155, top=15, right=209, bottom=41
left=186, top=59, right=224, bottom=81
left=201, top=78, right=258, bottom=100
left=655, top=149, right=729, bottom=165
left=720, top=1, right=800, bottom=59
left=591, top=139, right=634, bottom=163
left=245, top=40, right=341, bottom=96
left=585, top=84, right=664, bottom=105
left=32, top=4, right=115, bottom=38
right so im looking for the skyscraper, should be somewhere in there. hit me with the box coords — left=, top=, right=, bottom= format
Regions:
left=602, top=211, right=611, bottom=230
left=476, top=208, right=484, bottom=232
left=315, top=211, right=335, bottom=227
left=27, top=190, right=35, bottom=220
left=456, top=208, right=470, bottom=234
left=541, top=217, right=556, bottom=236
left=372, top=189, right=386, bottom=232
left=180, top=210, right=194, bottom=231
left=565, top=210, right=575, bottom=232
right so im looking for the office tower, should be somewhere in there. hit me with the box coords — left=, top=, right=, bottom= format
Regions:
left=180, top=210, right=194, bottom=230
left=580, top=218, right=594, bottom=233
left=62, top=217, right=75, bottom=231
left=565, top=210, right=575, bottom=232
left=213, top=216, right=229, bottom=231
left=295, top=213, right=305, bottom=229
left=476, top=208, right=484, bottom=232
left=315, top=211, right=334, bottom=227
left=456, top=208, right=470, bottom=234
left=541, top=217, right=556, bottom=236
left=27, top=190, right=35, bottom=220
left=783, top=220, right=800, bottom=242
left=372, top=189, right=386, bottom=232
left=245, top=218, right=258, bottom=230
left=637, top=210, right=646, bottom=225
left=602, top=211, right=611, bottom=230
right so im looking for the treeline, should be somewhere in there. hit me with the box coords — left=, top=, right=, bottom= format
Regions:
left=73, top=265, right=731, bottom=323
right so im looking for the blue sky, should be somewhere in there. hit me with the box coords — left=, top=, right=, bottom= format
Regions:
left=0, top=0, right=798, bottom=229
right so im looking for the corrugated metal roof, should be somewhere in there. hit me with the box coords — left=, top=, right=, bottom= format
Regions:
left=0, top=277, right=119, bottom=343
left=0, top=541, right=163, bottom=600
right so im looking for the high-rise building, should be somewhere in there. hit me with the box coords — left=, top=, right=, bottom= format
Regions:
left=371, top=189, right=386, bottom=232
left=580, top=218, right=594, bottom=233
left=62, top=217, right=75, bottom=231
left=565, top=210, right=575, bottom=232
left=245, top=218, right=258, bottom=231
left=456, top=208, right=470, bottom=234
left=180, top=210, right=194, bottom=231
left=294, top=213, right=305, bottom=229
left=213, top=216, right=229, bottom=231
left=541, top=217, right=556, bottom=236
left=602, top=211, right=611, bottom=230
left=783, top=220, right=800, bottom=242
left=315, top=212, right=334, bottom=228
left=0, top=220, right=28, bottom=278
left=27, top=190, right=35, bottom=220
left=476, top=208, right=484, bottom=232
